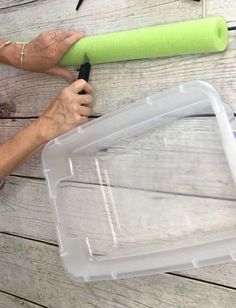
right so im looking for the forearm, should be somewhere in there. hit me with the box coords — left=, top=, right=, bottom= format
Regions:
left=0, top=39, right=20, bottom=66
left=0, top=119, right=48, bottom=179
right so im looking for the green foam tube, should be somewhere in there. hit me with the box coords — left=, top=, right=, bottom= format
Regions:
left=59, top=17, right=228, bottom=66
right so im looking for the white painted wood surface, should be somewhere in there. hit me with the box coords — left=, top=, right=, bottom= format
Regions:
left=1, top=35, right=236, bottom=117
left=1, top=176, right=236, bottom=253
left=1, top=0, right=236, bottom=117
left=1, top=233, right=236, bottom=308
left=1, top=0, right=236, bottom=307
left=207, top=0, right=236, bottom=21
left=0, top=0, right=37, bottom=10
left=0, top=292, right=40, bottom=308
left=1, top=118, right=236, bottom=199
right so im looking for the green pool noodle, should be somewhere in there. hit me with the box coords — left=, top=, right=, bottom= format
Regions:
left=59, top=17, right=228, bottom=66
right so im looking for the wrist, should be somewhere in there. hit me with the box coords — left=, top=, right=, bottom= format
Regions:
left=34, top=117, right=57, bottom=143
left=0, top=43, right=21, bottom=67
left=30, top=118, right=52, bottom=145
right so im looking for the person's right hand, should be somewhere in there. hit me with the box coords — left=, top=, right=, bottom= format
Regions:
left=38, top=80, right=93, bottom=141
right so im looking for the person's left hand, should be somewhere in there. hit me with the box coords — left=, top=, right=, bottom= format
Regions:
left=14, top=30, right=85, bottom=82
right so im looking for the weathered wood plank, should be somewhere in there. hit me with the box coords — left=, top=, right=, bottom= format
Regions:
left=1, top=233, right=236, bottom=308
left=207, top=0, right=236, bottom=21
left=0, top=1, right=236, bottom=307
left=0, top=0, right=39, bottom=10
left=0, top=68, right=69, bottom=118
left=1, top=177, right=236, bottom=289
left=0, top=0, right=207, bottom=118
left=1, top=39, right=236, bottom=117
left=176, top=262, right=236, bottom=289
left=0, top=291, right=40, bottom=308
left=1, top=118, right=236, bottom=200
left=1, top=1, right=235, bottom=119
left=1, top=176, right=236, bottom=254
left=0, top=0, right=202, bottom=40
left=0, top=177, right=55, bottom=243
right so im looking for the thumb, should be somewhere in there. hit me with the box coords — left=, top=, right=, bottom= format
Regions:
left=46, top=66, right=76, bottom=82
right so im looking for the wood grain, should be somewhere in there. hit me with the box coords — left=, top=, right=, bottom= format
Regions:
left=0, top=0, right=39, bottom=10
left=1, top=42, right=236, bottom=118
left=0, top=0, right=202, bottom=40
left=0, top=176, right=55, bottom=243
left=1, top=42, right=236, bottom=117
left=0, top=291, right=40, bottom=308
left=1, top=176, right=236, bottom=254
left=0, top=1, right=235, bottom=117
left=1, top=1, right=236, bottom=306
left=0, top=0, right=205, bottom=118
left=1, top=118, right=236, bottom=200
left=1, top=233, right=236, bottom=308
left=1, top=176, right=236, bottom=290
left=207, top=0, right=236, bottom=21
left=176, top=262, right=236, bottom=289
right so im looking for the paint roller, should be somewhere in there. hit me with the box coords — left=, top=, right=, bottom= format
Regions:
left=59, top=17, right=228, bottom=66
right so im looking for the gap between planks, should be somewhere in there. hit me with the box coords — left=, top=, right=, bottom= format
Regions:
left=0, top=232, right=236, bottom=294
left=7, top=174, right=236, bottom=203
left=0, top=289, right=47, bottom=308
left=0, top=0, right=45, bottom=11
left=167, top=272, right=236, bottom=292
left=0, top=231, right=58, bottom=247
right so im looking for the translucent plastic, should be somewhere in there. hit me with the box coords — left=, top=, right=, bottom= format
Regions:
left=42, top=81, right=236, bottom=282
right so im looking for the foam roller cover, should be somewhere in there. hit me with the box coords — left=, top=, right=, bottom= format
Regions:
left=60, top=17, right=228, bottom=66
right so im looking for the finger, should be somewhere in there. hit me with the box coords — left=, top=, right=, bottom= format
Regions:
left=59, top=32, right=85, bottom=54
left=78, top=105, right=92, bottom=117
left=46, top=66, right=76, bottom=82
left=73, top=93, right=93, bottom=106
left=57, top=30, right=78, bottom=40
left=62, top=30, right=85, bottom=38
left=64, top=32, right=85, bottom=46
left=49, top=30, right=84, bottom=41
left=69, top=80, right=93, bottom=94
left=78, top=116, right=89, bottom=125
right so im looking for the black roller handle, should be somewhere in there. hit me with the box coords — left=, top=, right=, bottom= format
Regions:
left=77, top=62, right=91, bottom=95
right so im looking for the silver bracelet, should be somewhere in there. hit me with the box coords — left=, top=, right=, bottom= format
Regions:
left=0, top=40, right=12, bottom=49
left=20, top=43, right=26, bottom=69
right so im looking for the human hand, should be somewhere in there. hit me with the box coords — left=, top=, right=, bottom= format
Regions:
left=38, top=80, right=93, bottom=141
left=14, top=30, right=84, bottom=81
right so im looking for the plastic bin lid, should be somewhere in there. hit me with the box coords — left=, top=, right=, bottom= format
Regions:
left=42, top=81, right=236, bottom=282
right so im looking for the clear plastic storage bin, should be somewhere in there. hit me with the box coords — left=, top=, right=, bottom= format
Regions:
left=42, top=81, right=236, bottom=282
